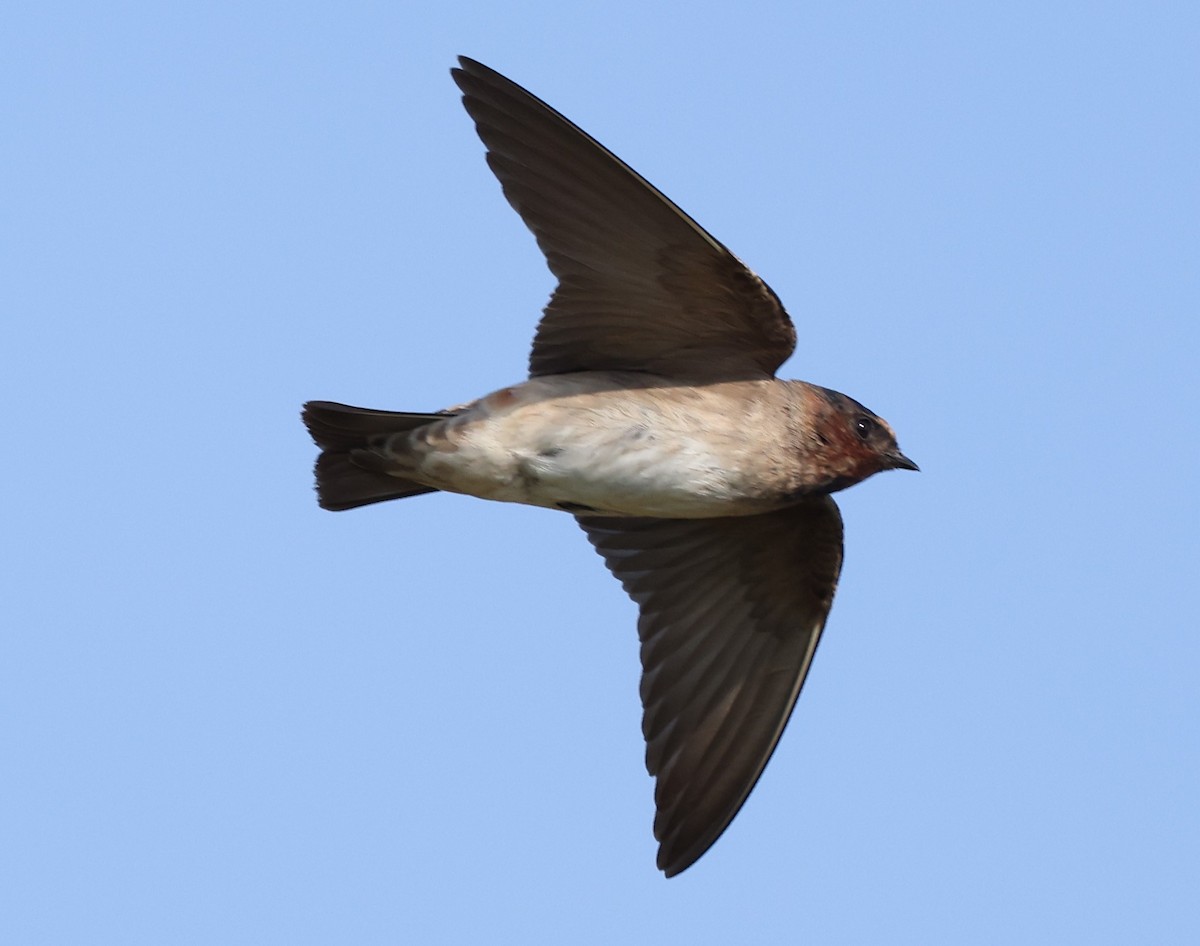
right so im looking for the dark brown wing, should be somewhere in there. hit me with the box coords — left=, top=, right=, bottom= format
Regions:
left=451, top=57, right=796, bottom=381
left=577, top=497, right=843, bottom=876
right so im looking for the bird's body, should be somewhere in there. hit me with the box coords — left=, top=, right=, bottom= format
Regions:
left=302, top=57, right=916, bottom=876
left=330, top=374, right=887, bottom=518
left=396, top=375, right=791, bottom=517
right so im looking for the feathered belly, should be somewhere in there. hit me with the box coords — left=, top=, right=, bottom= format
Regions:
left=412, top=388, right=785, bottom=518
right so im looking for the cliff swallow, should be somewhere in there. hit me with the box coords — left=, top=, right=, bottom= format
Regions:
left=303, top=57, right=916, bottom=876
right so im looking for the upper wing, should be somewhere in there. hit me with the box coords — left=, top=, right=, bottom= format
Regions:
left=451, top=57, right=797, bottom=381
left=577, top=497, right=843, bottom=876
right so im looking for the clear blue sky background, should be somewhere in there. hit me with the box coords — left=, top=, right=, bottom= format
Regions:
left=4, top=2, right=1197, bottom=943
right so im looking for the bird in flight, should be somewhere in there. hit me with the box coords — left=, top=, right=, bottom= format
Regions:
left=303, top=56, right=917, bottom=877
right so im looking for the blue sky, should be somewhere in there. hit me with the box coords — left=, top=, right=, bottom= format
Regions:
left=3, top=2, right=1197, bottom=942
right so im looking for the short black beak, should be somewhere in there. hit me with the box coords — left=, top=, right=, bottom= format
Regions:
left=889, top=451, right=920, bottom=472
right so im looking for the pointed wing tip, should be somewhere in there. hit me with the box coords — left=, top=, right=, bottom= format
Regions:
left=655, top=814, right=729, bottom=878
left=453, top=56, right=496, bottom=84
left=451, top=56, right=510, bottom=103
left=450, top=56, right=476, bottom=89
left=658, top=839, right=708, bottom=878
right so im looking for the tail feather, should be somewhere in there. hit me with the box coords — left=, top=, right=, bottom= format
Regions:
left=301, top=400, right=453, bottom=511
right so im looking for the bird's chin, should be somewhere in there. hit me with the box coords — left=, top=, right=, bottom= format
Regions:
left=814, top=455, right=916, bottom=493
left=813, top=473, right=864, bottom=495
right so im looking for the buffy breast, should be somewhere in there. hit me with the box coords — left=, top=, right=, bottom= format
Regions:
left=401, top=376, right=798, bottom=518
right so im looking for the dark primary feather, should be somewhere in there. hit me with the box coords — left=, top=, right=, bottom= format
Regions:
left=577, top=498, right=844, bottom=876
left=451, top=56, right=797, bottom=382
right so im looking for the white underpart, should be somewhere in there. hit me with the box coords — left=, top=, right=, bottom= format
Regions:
left=402, top=375, right=784, bottom=518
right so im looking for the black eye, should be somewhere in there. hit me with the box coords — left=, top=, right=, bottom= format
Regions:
left=854, top=417, right=877, bottom=441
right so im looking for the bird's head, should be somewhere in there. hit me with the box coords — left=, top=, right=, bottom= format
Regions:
left=801, top=385, right=918, bottom=493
